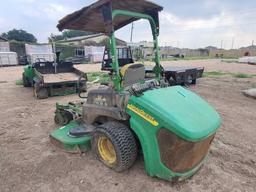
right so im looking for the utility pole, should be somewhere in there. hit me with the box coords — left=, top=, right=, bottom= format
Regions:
left=176, top=41, right=180, bottom=55
left=130, top=22, right=134, bottom=43
left=50, top=33, right=57, bottom=74
left=252, top=40, right=254, bottom=46
left=231, top=38, right=235, bottom=49
left=220, top=40, right=223, bottom=49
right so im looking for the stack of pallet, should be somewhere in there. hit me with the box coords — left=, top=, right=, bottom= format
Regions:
left=238, top=56, right=256, bottom=65
left=0, top=42, right=18, bottom=67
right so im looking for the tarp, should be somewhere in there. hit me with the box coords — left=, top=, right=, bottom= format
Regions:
left=25, top=44, right=54, bottom=64
left=0, top=42, right=10, bottom=52
left=25, top=44, right=53, bottom=55
left=27, top=53, right=56, bottom=64
left=238, top=56, right=256, bottom=64
left=243, top=89, right=256, bottom=99
left=0, top=52, right=18, bottom=66
left=84, top=46, right=105, bottom=63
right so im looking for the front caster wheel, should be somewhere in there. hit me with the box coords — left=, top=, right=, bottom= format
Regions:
left=54, top=110, right=73, bottom=126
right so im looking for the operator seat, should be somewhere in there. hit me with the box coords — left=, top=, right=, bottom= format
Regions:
left=120, top=63, right=145, bottom=87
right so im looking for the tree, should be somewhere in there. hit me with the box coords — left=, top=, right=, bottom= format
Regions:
left=2, top=29, right=37, bottom=43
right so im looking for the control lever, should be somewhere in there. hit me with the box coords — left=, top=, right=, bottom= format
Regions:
left=77, top=76, right=88, bottom=98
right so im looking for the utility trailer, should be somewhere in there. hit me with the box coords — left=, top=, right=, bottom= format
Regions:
left=22, top=57, right=87, bottom=99
left=102, top=47, right=204, bottom=85
left=145, top=66, right=204, bottom=86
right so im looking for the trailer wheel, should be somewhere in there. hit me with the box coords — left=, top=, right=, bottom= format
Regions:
left=92, top=121, right=138, bottom=172
left=80, top=82, right=87, bottom=92
left=168, top=77, right=177, bottom=86
left=34, top=85, right=48, bottom=99
left=22, top=72, right=31, bottom=87
left=187, top=75, right=193, bottom=84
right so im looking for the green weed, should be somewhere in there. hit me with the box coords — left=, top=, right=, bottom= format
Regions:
left=15, top=79, right=23, bottom=85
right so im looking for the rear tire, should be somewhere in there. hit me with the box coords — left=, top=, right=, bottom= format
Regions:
left=34, top=84, right=48, bottom=99
left=92, top=121, right=138, bottom=172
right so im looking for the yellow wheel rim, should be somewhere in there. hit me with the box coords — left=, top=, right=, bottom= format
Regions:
left=98, top=136, right=117, bottom=165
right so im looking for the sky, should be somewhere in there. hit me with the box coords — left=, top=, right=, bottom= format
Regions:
left=0, top=0, right=256, bottom=49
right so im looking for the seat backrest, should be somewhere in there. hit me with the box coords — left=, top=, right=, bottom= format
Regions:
left=33, top=61, right=55, bottom=74
left=120, top=63, right=145, bottom=87
left=56, top=61, right=73, bottom=73
left=33, top=61, right=74, bottom=74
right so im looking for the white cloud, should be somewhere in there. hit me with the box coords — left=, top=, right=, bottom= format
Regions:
left=0, top=18, right=7, bottom=28
left=0, top=17, right=12, bottom=31
left=18, top=0, right=36, bottom=3
left=117, top=10, right=238, bottom=48
left=43, top=3, right=71, bottom=20
left=1, top=1, right=255, bottom=47
left=157, top=10, right=255, bottom=48
left=22, top=8, right=43, bottom=18
left=160, top=10, right=235, bottom=31
left=19, top=3, right=71, bottom=21
left=47, top=3, right=66, bottom=13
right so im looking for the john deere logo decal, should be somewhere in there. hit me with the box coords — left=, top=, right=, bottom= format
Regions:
left=127, top=104, right=159, bottom=126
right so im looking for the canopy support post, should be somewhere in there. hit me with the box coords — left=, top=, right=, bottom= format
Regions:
left=110, top=33, right=122, bottom=91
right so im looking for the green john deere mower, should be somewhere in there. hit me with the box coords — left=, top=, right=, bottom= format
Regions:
left=50, top=0, right=221, bottom=181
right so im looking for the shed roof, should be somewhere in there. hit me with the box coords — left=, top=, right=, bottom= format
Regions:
left=0, top=36, right=8, bottom=42
left=58, top=33, right=103, bottom=42
left=56, top=33, right=126, bottom=45
left=57, top=0, right=163, bottom=33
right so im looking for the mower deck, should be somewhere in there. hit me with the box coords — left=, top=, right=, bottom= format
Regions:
left=50, top=121, right=91, bottom=153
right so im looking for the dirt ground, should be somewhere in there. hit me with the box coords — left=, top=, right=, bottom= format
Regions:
left=0, top=60, right=256, bottom=192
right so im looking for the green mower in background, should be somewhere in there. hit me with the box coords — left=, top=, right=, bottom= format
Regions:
left=50, top=0, right=221, bottom=182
